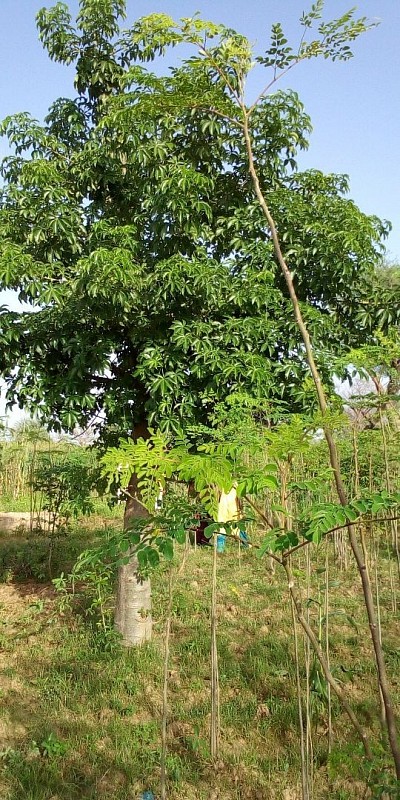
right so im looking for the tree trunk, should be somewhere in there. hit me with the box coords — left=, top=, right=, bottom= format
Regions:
left=115, top=425, right=152, bottom=647
left=387, top=359, right=400, bottom=431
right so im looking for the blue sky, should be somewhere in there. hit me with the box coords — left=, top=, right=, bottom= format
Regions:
left=1, top=0, right=399, bottom=258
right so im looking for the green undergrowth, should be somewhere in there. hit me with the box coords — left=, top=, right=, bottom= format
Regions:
left=0, top=536, right=398, bottom=799
left=0, top=494, right=124, bottom=517
left=0, top=516, right=123, bottom=582
left=0, top=535, right=80, bottom=583
left=0, top=530, right=107, bottom=583
left=0, top=495, right=32, bottom=513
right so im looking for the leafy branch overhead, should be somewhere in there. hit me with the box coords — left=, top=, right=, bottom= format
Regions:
left=101, top=420, right=400, bottom=566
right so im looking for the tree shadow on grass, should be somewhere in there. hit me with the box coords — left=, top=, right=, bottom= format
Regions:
left=0, top=582, right=146, bottom=798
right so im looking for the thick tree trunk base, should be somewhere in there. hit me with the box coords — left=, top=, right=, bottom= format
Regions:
left=115, top=552, right=152, bottom=646
left=114, top=424, right=152, bottom=647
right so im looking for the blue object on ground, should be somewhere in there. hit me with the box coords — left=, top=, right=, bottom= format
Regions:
left=140, top=792, right=155, bottom=800
left=239, top=529, right=249, bottom=548
left=216, top=534, right=226, bottom=552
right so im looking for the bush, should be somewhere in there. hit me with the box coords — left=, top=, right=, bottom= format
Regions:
left=30, top=448, right=99, bottom=533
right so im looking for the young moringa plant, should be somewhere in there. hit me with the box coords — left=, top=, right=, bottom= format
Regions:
left=101, top=415, right=400, bottom=772
left=100, top=7, right=400, bottom=780
left=128, top=9, right=400, bottom=778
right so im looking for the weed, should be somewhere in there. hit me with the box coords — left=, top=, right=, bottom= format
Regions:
left=36, top=733, right=68, bottom=758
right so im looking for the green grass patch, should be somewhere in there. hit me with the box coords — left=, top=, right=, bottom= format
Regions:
left=0, top=538, right=398, bottom=799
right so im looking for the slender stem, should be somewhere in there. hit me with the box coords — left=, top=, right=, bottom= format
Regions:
left=210, top=532, right=220, bottom=762
left=371, top=520, right=387, bottom=733
left=290, top=591, right=310, bottom=800
left=119, top=485, right=149, bottom=514
left=353, top=427, right=370, bottom=586
left=160, top=550, right=188, bottom=798
left=98, top=586, right=107, bottom=634
left=305, top=548, right=313, bottom=795
left=161, top=569, right=173, bottom=800
left=379, top=406, right=400, bottom=589
left=244, top=494, right=275, bottom=529
left=283, top=559, right=372, bottom=759
left=242, top=109, right=400, bottom=780
left=242, top=111, right=328, bottom=417
left=247, top=58, right=302, bottom=115
left=325, top=549, right=333, bottom=755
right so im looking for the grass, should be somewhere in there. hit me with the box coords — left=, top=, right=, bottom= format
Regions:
left=0, top=529, right=399, bottom=799
left=0, top=493, right=124, bottom=518
left=0, top=516, right=122, bottom=582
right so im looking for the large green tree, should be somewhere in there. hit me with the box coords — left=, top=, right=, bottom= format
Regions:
left=0, top=0, right=393, bottom=644
left=0, top=1, right=389, bottom=440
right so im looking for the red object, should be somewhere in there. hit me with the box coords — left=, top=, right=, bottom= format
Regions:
left=194, top=517, right=212, bottom=546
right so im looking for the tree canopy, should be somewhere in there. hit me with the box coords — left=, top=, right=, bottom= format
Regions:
left=0, top=0, right=393, bottom=440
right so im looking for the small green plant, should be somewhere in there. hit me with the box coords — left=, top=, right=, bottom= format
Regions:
left=188, top=726, right=209, bottom=761
left=52, top=552, right=119, bottom=649
left=51, top=572, right=74, bottom=614
left=34, top=733, right=67, bottom=758
left=89, top=625, right=122, bottom=654
left=26, top=599, right=46, bottom=615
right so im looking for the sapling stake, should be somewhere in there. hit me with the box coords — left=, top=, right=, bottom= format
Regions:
left=379, top=406, right=400, bottom=591
left=305, top=547, right=314, bottom=795
left=324, top=549, right=333, bottom=755
left=210, top=531, right=220, bottom=762
left=160, top=569, right=173, bottom=800
left=290, top=590, right=310, bottom=800
left=352, top=427, right=369, bottom=575
left=160, top=549, right=188, bottom=800
left=371, top=520, right=387, bottom=733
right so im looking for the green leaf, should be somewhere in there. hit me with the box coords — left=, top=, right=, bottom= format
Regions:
left=343, top=506, right=359, bottom=523
left=147, top=548, right=160, bottom=568
left=173, top=527, right=186, bottom=544
left=351, top=500, right=369, bottom=514
left=204, top=522, right=220, bottom=539
left=258, top=529, right=281, bottom=557
left=159, top=538, right=174, bottom=560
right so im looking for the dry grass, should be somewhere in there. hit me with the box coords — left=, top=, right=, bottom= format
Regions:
left=0, top=536, right=398, bottom=799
